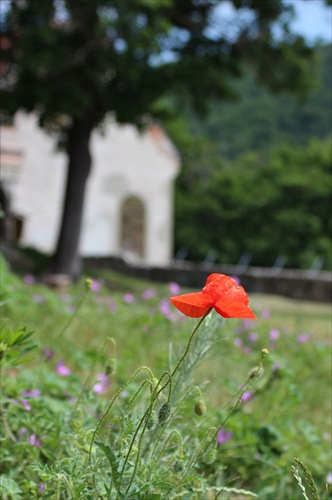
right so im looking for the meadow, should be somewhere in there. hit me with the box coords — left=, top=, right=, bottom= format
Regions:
left=1, top=256, right=331, bottom=499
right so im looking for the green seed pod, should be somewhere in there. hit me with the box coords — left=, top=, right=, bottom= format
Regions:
left=203, top=448, right=217, bottom=464
left=146, top=410, right=157, bottom=430
left=105, top=358, right=117, bottom=375
left=158, top=402, right=171, bottom=425
left=84, top=278, right=93, bottom=291
left=194, top=400, right=206, bottom=416
left=173, top=459, right=184, bottom=473
left=248, top=365, right=264, bottom=379
left=150, top=377, right=161, bottom=395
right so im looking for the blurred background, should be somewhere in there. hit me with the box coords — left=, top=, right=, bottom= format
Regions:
left=0, top=0, right=331, bottom=278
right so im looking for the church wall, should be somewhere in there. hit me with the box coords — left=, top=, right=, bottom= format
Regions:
left=1, top=113, right=180, bottom=266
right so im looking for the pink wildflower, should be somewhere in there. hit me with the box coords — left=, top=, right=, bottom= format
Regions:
left=21, top=400, right=31, bottom=411
left=241, top=391, right=252, bottom=403
left=217, top=428, right=233, bottom=445
left=22, top=389, right=41, bottom=397
left=269, top=328, right=280, bottom=342
left=123, top=293, right=135, bottom=304
left=43, top=347, right=54, bottom=360
left=108, top=299, right=117, bottom=312
left=141, top=288, right=155, bottom=300
left=29, top=434, right=41, bottom=446
left=234, top=338, right=243, bottom=348
left=23, top=274, right=35, bottom=284
left=297, top=333, right=309, bottom=343
left=248, top=332, right=258, bottom=343
left=169, top=282, right=180, bottom=295
left=38, top=483, right=46, bottom=494
left=56, top=360, right=71, bottom=376
left=92, top=374, right=110, bottom=395
left=90, top=280, right=101, bottom=292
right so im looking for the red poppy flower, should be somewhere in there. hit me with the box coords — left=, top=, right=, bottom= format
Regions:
left=169, top=273, right=256, bottom=319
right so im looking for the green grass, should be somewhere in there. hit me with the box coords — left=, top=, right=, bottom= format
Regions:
left=1, top=258, right=331, bottom=498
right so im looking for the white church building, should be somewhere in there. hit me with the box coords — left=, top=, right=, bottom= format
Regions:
left=0, top=112, right=180, bottom=266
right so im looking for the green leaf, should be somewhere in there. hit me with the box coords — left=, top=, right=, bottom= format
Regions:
left=0, top=476, right=22, bottom=499
left=95, top=441, right=123, bottom=494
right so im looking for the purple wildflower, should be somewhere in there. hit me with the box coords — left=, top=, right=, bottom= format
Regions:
left=22, top=389, right=41, bottom=398
left=261, top=309, right=270, bottom=319
left=21, top=400, right=31, bottom=411
left=43, top=347, right=55, bottom=360
left=326, top=473, right=332, bottom=484
left=159, top=299, right=171, bottom=316
left=242, top=318, right=254, bottom=329
left=269, top=328, right=280, bottom=342
left=297, top=333, right=309, bottom=343
left=19, top=427, right=27, bottom=436
left=169, top=282, right=180, bottom=295
left=123, top=293, right=135, bottom=304
left=56, top=360, right=71, bottom=377
left=234, top=338, right=243, bottom=348
left=159, top=299, right=176, bottom=321
left=90, top=280, right=101, bottom=292
left=273, top=362, right=280, bottom=374
left=23, top=274, right=35, bottom=284
left=141, top=288, right=155, bottom=300
left=108, top=299, right=117, bottom=312
left=217, top=428, right=233, bottom=445
left=92, top=374, right=110, bottom=395
left=248, top=332, right=258, bottom=343
left=29, top=434, right=41, bottom=446
left=241, top=391, right=252, bottom=403
left=38, top=483, right=46, bottom=494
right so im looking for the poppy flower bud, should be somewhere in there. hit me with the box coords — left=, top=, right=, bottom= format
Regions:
left=146, top=410, right=157, bottom=430
left=105, top=358, right=116, bottom=375
left=248, top=366, right=264, bottom=379
left=150, top=377, right=161, bottom=396
left=84, top=278, right=93, bottom=291
left=203, top=448, right=217, bottom=464
left=158, top=402, right=171, bottom=425
left=173, top=459, right=184, bottom=473
left=194, top=400, right=206, bottom=416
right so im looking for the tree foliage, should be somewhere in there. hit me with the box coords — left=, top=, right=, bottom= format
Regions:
left=178, top=44, right=332, bottom=159
left=174, top=137, right=332, bottom=269
left=0, top=0, right=324, bottom=276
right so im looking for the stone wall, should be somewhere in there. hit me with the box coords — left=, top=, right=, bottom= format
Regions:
left=83, top=256, right=331, bottom=303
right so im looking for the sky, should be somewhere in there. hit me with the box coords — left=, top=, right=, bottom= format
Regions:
left=289, top=0, right=332, bottom=43
left=0, top=0, right=331, bottom=44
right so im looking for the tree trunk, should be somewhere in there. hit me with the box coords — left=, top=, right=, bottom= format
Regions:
left=49, top=117, right=94, bottom=279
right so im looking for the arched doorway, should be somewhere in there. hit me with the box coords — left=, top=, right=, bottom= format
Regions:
left=120, top=196, right=145, bottom=259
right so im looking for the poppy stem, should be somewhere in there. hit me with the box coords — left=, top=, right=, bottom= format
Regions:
left=171, top=308, right=213, bottom=379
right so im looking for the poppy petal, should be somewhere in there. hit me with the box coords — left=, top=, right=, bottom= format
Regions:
left=203, top=274, right=249, bottom=304
left=169, top=292, right=214, bottom=318
left=214, top=298, right=256, bottom=319
left=204, top=273, right=222, bottom=286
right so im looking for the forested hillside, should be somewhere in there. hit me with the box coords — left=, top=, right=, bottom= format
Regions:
left=166, top=44, right=331, bottom=270
left=183, top=44, right=331, bottom=159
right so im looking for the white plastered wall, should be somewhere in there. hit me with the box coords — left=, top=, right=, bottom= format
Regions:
left=1, top=113, right=180, bottom=266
